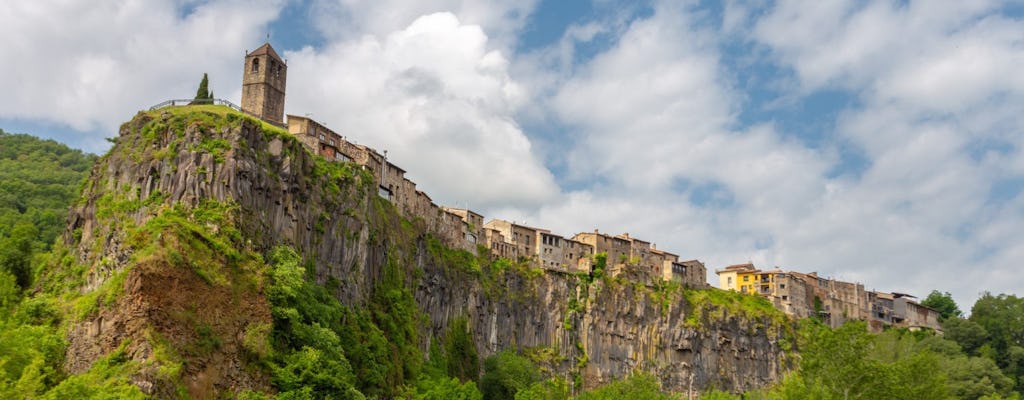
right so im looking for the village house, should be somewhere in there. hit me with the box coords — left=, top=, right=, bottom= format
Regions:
left=572, top=230, right=631, bottom=274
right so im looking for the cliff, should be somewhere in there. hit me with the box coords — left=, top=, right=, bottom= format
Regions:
left=42, top=105, right=792, bottom=397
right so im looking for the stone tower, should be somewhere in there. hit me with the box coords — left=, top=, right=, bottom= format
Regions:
left=241, top=43, right=287, bottom=125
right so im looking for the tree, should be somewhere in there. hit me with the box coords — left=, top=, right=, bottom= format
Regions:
left=193, top=73, right=212, bottom=103
left=943, top=355, right=1014, bottom=400
left=575, top=374, right=674, bottom=400
left=0, top=223, right=37, bottom=290
left=944, top=318, right=990, bottom=357
left=479, top=351, right=539, bottom=400
left=922, top=290, right=962, bottom=321
left=445, top=317, right=479, bottom=382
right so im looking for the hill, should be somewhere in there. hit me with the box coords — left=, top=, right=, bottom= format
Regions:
left=3, top=106, right=792, bottom=398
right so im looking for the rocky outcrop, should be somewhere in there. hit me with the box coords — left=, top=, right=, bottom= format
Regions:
left=57, top=108, right=790, bottom=396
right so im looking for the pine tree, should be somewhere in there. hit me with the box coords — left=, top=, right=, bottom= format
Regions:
left=193, top=73, right=211, bottom=104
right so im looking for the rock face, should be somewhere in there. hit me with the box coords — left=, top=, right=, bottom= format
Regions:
left=58, top=109, right=790, bottom=396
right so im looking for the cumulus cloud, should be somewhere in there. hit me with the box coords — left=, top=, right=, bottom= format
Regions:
left=284, top=12, right=559, bottom=210
left=307, top=0, right=538, bottom=50
left=0, top=0, right=285, bottom=151
left=748, top=0, right=1024, bottom=306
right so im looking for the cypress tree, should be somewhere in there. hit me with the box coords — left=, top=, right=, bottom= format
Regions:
left=193, top=73, right=211, bottom=103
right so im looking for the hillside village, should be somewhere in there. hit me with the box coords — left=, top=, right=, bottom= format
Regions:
left=192, top=42, right=941, bottom=331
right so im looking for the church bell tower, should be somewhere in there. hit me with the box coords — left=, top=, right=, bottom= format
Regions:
left=241, top=43, right=287, bottom=125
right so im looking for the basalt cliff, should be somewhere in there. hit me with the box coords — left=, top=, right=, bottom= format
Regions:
left=42, top=106, right=793, bottom=398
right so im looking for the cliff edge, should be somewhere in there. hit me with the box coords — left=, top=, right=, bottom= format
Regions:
left=40, top=105, right=793, bottom=397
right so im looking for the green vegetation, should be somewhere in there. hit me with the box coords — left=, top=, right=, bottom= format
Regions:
left=712, top=293, right=1024, bottom=400
left=0, top=129, right=95, bottom=291
left=682, top=285, right=789, bottom=334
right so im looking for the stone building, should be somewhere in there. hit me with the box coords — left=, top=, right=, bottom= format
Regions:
left=241, top=43, right=287, bottom=125
left=443, top=207, right=485, bottom=244
left=572, top=230, right=631, bottom=274
left=670, top=259, right=709, bottom=289
left=484, top=220, right=543, bottom=260
left=483, top=228, right=516, bottom=259
left=867, top=292, right=942, bottom=332
left=538, top=232, right=567, bottom=270
left=785, top=272, right=868, bottom=328
left=893, top=295, right=942, bottom=332
left=563, top=238, right=594, bottom=272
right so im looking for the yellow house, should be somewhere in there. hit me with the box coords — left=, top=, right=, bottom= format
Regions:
left=716, top=263, right=757, bottom=291
left=737, top=269, right=764, bottom=295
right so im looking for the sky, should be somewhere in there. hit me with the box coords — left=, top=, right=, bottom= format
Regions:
left=2, top=0, right=1023, bottom=311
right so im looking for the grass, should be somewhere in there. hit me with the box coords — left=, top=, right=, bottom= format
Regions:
left=682, top=287, right=792, bottom=338
left=144, top=104, right=289, bottom=138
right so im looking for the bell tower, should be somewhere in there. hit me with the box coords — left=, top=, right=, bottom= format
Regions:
left=241, top=43, right=287, bottom=125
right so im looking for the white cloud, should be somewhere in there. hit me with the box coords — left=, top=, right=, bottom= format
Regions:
left=284, top=12, right=559, bottom=210
left=308, top=0, right=538, bottom=51
left=749, top=0, right=1024, bottom=307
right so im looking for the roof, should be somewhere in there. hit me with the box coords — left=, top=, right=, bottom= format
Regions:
left=724, top=263, right=756, bottom=271
left=650, top=248, right=678, bottom=257
left=441, top=207, right=483, bottom=218
left=249, top=43, right=285, bottom=63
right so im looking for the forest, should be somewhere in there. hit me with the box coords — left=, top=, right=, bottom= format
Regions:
left=0, top=128, right=1022, bottom=399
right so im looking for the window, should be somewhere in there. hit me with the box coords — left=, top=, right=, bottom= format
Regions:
left=271, top=60, right=278, bottom=77
left=319, top=134, right=325, bottom=140
left=782, top=295, right=788, bottom=300
left=743, top=276, right=749, bottom=282
left=727, top=277, right=733, bottom=285
left=329, top=139, right=335, bottom=145
left=780, top=284, right=785, bottom=289
left=252, top=58, right=260, bottom=73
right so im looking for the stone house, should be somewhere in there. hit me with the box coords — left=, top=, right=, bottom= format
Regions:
left=671, top=259, right=708, bottom=289
left=443, top=207, right=485, bottom=245
left=483, top=220, right=543, bottom=261
left=893, top=295, right=942, bottom=332
left=572, top=230, right=631, bottom=274
left=484, top=228, right=516, bottom=259
left=563, top=238, right=594, bottom=272
left=866, top=292, right=941, bottom=332
left=538, top=231, right=567, bottom=270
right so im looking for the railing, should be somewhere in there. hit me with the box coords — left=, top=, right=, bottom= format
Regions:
left=149, top=98, right=243, bottom=111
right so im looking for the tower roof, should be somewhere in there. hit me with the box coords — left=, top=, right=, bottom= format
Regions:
left=249, top=43, right=284, bottom=63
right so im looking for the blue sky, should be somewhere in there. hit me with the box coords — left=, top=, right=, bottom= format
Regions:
left=2, top=0, right=1023, bottom=310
